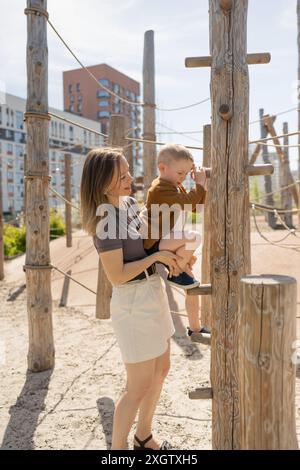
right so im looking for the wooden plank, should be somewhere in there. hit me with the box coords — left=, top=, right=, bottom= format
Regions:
left=281, top=123, right=293, bottom=227
left=143, top=30, right=157, bottom=194
left=209, top=0, right=251, bottom=450
left=246, top=164, right=274, bottom=176
left=59, top=269, right=71, bottom=307
left=186, top=284, right=212, bottom=296
left=239, top=275, right=298, bottom=449
left=201, top=125, right=212, bottom=329
left=263, top=115, right=299, bottom=207
left=64, top=153, right=72, bottom=247
left=96, top=115, right=126, bottom=320
left=25, top=0, right=55, bottom=372
left=249, top=143, right=261, bottom=165
left=189, top=387, right=213, bottom=399
left=185, top=53, right=270, bottom=68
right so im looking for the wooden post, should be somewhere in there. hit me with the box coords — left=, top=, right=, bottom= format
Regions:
left=24, top=0, right=55, bottom=371
left=0, top=167, right=4, bottom=280
left=297, top=0, right=300, bottom=230
left=96, top=115, right=126, bottom=319
left=143, top=30, right=157, bottom=194
left=201, top=125, right=212, bottom=328
left=209, top=0, right=251, bottom=449
left=282, top=123, right=293, bottom=227
left=263, top=115, right=299, bottom=207
left=64, top=153, right=72, bottom=247
left=239, top=275, right=298, bottom=450
left=259, top=109, right=276, bottom=228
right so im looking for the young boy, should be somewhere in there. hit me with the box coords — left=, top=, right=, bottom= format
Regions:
left=140, top=143, right=210, bottom=340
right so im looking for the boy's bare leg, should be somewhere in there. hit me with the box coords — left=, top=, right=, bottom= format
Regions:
left=185, top=293, right=201, bottom=331
left=159, top=231, right=200, bottom=276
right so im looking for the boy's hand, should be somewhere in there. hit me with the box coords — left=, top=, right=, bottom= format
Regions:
left=191, top=164, right=208, bottom=189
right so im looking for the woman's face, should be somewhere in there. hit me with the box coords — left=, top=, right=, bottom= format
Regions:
left=106, top=155, right=133, bottom=198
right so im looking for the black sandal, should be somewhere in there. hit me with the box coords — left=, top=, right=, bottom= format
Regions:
left=133, top=434, right=173, bottom=450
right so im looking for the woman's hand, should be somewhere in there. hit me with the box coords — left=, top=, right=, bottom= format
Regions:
left=154, top=250, right=182, bottom=277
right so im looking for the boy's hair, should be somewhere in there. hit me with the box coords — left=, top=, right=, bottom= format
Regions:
left=157, top=143, right=194, bottom=165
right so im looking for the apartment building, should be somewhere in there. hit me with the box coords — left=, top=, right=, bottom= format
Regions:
left=0, top=93, right=104, bottom=215
left=63, top=63, right=142, bottom=175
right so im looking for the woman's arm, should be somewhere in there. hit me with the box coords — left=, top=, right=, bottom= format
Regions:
left=99, top=249, right=180, bottom=286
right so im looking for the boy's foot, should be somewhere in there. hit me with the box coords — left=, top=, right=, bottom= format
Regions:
left=166, top=272, right=200, bottom=290
left=187, top=326, right=211, bottom=345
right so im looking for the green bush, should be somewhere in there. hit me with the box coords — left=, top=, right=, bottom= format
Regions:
left=49, top=209, right=66, bottom=240
left=3, top=224, right=26, bottom=257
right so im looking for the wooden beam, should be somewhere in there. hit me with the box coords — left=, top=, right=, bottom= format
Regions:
left=263, top=115, right=299, bottom=206
left=59, top=269, right=71, bottom=307
left=246, top=164, right=274, bottom=176
left=143, top=30, right=157, bottom=194
left=249, top=143, right=262, bottom=165
left=186, top=284, right=212, bottom=296
left=189, top=387, right=213, bottom=399
left=25, top=0, right=55, bottom=372
left=281, top=122, right=293, bottom=227
left=190, top=331, right=211, bottom=346
left=185, top=53, right=271, bottom=68
left=64, top=153, right=72, bottom=248
left=201, top=125, right=212, bottom=329
left=209, top=0, right=251, bottom=449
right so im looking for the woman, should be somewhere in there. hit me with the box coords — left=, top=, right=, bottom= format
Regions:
left=80, top=147, right=180, bottom=450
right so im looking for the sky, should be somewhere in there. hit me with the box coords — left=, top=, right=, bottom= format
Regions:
left=0, top=0, right=299, bottom=170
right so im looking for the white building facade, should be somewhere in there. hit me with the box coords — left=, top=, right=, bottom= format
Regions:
left=0, top=93, right=105, bottom=215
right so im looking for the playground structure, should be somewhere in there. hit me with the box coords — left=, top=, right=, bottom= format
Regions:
left=0, top=0, right=299, bottom=450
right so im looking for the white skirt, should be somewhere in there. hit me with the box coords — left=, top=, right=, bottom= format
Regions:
left=110, top=273, right=175, bottom=364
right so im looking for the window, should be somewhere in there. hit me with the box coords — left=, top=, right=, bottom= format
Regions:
left=101, top=123, right=107, bottom=134
left=16, top=111, right=23, bottom=130
left=5, top=129, right=13, bottom=139
left=77, top=95, right=82, bottom=102
left=99, top=78, right=109, bottom=86
left=99, top=101, right=109, bottom=107
left=97, top=90, right=109, bottom=98
left=98, top=111, right=109, bottom=118
left=68, top=84, right=72, bottom=93
left=69, top=104, right=74, bottom=112
left=6, top=108, right=9, bottom=126
left=70, top=95, right=74, bottom=103
left=7, top=159, right=14, bottom=167
left=69, top=126, right=74, bottom=141
left=83, top=130, right=87, bottom=144
left=7, top=172, right=14, bottom=180
left=77, top=103, right=82, bottom=113
left=113, top=83, right=120, bottom=93
left=76, top=83, right=80, bottom=92
left=14, top=132, right=23, bottom=143
left=6, top=143, right=13, bottom=154
left=113, top=103, right=121, bottom=113
left=16, top=145, right=23, bottom=157
left=8, top=184, right=14, bottom=193
left=10, top=110, right=14, bottom=127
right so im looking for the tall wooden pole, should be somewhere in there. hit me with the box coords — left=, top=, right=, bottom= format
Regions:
left=64, top=153, right=72, bottom=247
left=239, top=275, right=298, bottom=450
left=259, top=109, right=276, bottom=228
left=209, top=0, right=251, bottom=449
left=201, top=124, right=211, bottom=328
left=282, top=122, right=293, bottom=227
left=96, top=115, right=126, bottom=319
left=143, top=30, right=157, bottom=194
left=24, top=0, right=54, bottom=371
left=298, top=0, right=300, bottom=229
left=0, top=167, right=4, bottom=280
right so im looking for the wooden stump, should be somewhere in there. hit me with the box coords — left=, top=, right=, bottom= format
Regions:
left=239, top=274, right=298, bottom=450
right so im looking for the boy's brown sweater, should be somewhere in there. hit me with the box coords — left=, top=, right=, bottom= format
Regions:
left=142, top=176, right=207, bottom=250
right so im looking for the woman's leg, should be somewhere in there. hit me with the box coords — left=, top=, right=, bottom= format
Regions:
left=134, top=340, right=171, bottom=449
left=111, top=357, right=156, bottom=450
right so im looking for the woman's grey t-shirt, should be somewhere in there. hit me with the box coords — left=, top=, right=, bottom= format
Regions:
left=93, top=196, right=147, bottom=262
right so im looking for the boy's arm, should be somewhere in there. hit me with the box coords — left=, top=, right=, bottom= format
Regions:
left=151, top=183, right=206, bottom=209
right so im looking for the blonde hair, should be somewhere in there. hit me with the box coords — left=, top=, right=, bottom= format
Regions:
left=80, top=147, right=123, bottom=236
left=157, top=143, right=194, bottom=165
